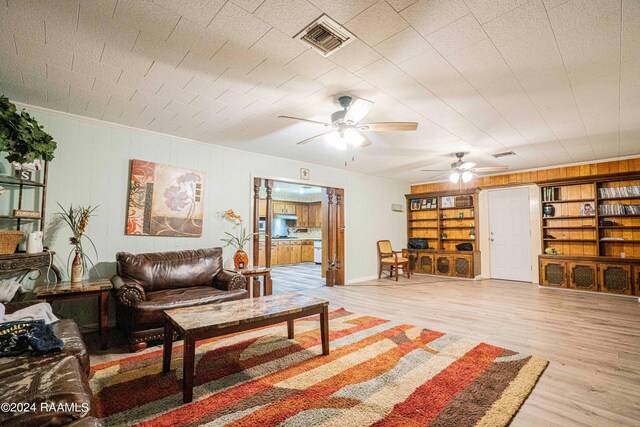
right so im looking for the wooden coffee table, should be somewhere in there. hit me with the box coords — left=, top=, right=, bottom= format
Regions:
left=162, top=293, right=330, bottom=403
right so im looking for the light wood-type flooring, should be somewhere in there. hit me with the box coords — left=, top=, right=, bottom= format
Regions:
left=87, top=274, right=640, bottom=426
left=270, top=262, right=324, bottom=294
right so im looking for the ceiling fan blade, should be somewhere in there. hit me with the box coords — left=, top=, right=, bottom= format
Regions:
left=296, top=131, right=335, bottom=145
left=278, top=115, right=332, bottom=127
left=425, top=173, right=450, bottom=180
left=472, top=166, right=509, bottom=172
left=344, top=98, right=373, bottom=124
left=359, top=122, right=418, bottom=132
left=360, top=133, right=372, bottom=147
left=459, top=161, right=476, bottom=170
left=420, top=169, right=449, bottom=172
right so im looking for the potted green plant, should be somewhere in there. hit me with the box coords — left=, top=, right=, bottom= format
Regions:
left=0, top=95, right=57, bottom=171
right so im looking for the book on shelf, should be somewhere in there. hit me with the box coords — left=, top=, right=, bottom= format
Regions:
left=542, top=187, right=558, bottom=202
left=600, top=237, right=624, bottom=241
left=598, top=204, right=640, bottom=215
left=598, top=185, right=640, bottom=199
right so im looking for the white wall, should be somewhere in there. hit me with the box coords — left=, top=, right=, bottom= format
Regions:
left=3, top=105, right=408, bottom=325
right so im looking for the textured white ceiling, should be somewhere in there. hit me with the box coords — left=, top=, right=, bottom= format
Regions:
left=0, top=0, right=638, bottom=183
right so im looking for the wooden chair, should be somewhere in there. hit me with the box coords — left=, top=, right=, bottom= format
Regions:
left=377, top=240, right=410, bottom=282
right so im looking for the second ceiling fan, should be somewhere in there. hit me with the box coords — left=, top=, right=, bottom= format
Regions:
left=278, top=96, right=418, bottom=150
left=421, top=152, right=509, bottom=183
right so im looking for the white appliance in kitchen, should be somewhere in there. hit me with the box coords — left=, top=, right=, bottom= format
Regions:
left=313, top=240, right=322, bottom=264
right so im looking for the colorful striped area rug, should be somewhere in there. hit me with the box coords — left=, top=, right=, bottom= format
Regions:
left=91, top=309, right=547, bottom=426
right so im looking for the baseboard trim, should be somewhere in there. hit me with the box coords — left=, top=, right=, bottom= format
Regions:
left=346, top=275, right=378, bottom=284
left=537, top=285, right=639, bottom=300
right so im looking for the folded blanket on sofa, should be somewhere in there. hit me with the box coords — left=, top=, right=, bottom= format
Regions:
left=0, top=319, right=64, bottom=356
left=0, top=280, right=22, bottom=303
left=0, top=302, right=59, bottom=324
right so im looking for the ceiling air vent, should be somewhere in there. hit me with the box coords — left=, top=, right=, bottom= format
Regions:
left=492, top=151, right=516, bottom=158
left=295, top=15, right=355, bottom=57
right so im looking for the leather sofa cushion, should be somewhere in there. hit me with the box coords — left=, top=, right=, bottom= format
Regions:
left=116, top=248, right=224, bottom=292
left=0, top=319, right=90, bottom=376
left=0, top=354, right=93, bottom=426
left=130, top=286, right=247, bottom=328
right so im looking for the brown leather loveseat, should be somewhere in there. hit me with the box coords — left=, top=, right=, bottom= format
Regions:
left=112, top=248, right=247, bottom=351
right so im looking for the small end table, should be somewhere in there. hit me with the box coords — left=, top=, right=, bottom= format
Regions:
left=33, top=279, right=112, bottom=350
left=235, top=266, right=272, bottom=297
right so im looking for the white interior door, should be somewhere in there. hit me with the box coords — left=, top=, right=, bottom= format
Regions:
left=488, top=188, right=532, bottom=282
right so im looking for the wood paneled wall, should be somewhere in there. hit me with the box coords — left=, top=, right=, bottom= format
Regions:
left=411, top=158, right=640, bottom=194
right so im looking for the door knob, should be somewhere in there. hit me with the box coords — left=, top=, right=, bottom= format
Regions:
left=490, top=238, right=494, bottom=242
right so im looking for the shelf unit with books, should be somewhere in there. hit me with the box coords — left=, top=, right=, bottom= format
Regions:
left=405, top=190, right=479, bottom=279
left=538, top=174, right=640, bottom=296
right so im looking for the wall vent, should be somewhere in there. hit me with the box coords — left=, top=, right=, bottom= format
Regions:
left=492, top=151, right=516, bottom=158
left=294, top=15, right=355, bottom=57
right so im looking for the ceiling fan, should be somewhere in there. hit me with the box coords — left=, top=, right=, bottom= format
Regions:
left=278, top=95, right=418, bottom=150
left=421, top=152, right=509, bottom=183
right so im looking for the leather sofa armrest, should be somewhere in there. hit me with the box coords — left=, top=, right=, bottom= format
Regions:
left=212, top=270, right=247, bottom=292
left=111, top=275, right=146, bottom=307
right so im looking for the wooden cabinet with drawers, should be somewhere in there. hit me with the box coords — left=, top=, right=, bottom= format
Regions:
left=302, top=241, right=314, bottom=262
left=267, top=240, right=316, bottom=266
left=402, top=249, right=478, bottom=278
left=539, top=255, right=638, bottom=296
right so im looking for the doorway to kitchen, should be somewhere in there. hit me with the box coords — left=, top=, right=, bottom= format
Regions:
left=252, top=178, right=344, bottom=294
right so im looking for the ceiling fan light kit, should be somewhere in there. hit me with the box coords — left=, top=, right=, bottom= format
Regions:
left=278, top=95, right=418, bottom=154
left=423, top=152, right=509, bottom=183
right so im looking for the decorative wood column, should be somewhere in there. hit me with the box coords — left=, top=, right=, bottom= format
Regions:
left=265, top=180, right=274, bottom=268
left=326, top=188, right=335, bottom=287
left=252, top=177, right=261, bottom=267
left=335, top=189, right=345, bottom=286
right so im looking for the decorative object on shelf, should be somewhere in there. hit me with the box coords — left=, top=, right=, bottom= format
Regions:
left=544, top=247, right=558, bottom=255
left=57, top=203, right=99, bottom=282
left=0, top=95, right=57, bottom=165
left=126, top=159, right=206, bottom=237
left=456, top=243, right=473, bottom=251
left=0, top=230, right=23, bottom=255
left=410, top=199, right=420, bottom=210
left=580, top=202, right=595, bottom=216
left=442, top=196, right=454, bottom=208
left=543, top=205, right=555, bottom=217
left=469, top=229, right=476, bottom=239
left=441, top=232, right=448, bottom=239
left=26, top=231, right=43, bottom=254
left=408, top=238, right=429, bottom=249
left=221, top=209, right=257, bottom=270
left=12, top=161, right=39, bottom=180
left=12, top=209, right=40, bottom=219
left=458, top=211, right=464, bottom=218
left=470, top=208, right=474, bottom=217
left=599, top=220, right=615, bottom=226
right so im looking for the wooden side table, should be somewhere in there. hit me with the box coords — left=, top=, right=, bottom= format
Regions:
left=235, top=266, right=272, bottom=297
left=33, top=279, right=112, bottom=350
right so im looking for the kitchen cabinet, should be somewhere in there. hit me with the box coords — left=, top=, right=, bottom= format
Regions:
left=568, top=261, right=597, bottom=292
left=295, top=204, right=308, bottom=227
left=291, top=242, right=302, bottom=264
left=539, top=259, right=568, bottom=288
left=307, top=202, right=321, bottom=228
left=273, top=201, right=295, bottom=214
left=302, top=242, right=314, bottom=262
left=598, top=263, right=632, bottom=295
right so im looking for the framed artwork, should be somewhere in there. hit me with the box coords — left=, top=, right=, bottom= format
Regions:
left=441, top=196, right=455, bottom=208
left=410, top=199, right=421, bottom=210
left=580, top=202, right=595, bottom=216
left=126, top=159, right=206, bottom=237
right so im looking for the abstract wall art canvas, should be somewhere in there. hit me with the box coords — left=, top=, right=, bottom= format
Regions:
left=126, top=159, right=205, bottom=237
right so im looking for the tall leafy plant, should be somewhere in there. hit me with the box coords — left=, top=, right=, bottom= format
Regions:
left=0, top=95, right=57, bottom=164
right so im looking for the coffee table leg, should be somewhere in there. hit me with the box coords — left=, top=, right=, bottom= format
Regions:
left=183, top=335, right=196, bottom=404
left=162, top=321, right=173, bottom=373
left=98, top=291, right=109, bottom=350
left=287, top=319, right=294, bottom=339
left=253, top=278, right=261, bottom=298
left=320, top=305, right=329, bottom=355
left=265, top=273, right=272, bottom=296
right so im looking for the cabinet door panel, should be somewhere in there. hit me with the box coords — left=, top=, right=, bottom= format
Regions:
left=453, top=255, right=472, bottom=278
left=634, top=266, right=640, bottom=296
left=568, top=262, right=597, bottom=291
left=419, top=253, right=434, bottom=274
left=540, top=259, right=567, bottom=288
left=598, top=263, right=632, bottom=295
left=435, top=255, right=452, bottom=276
left=292, top=244, right=302, bottom=264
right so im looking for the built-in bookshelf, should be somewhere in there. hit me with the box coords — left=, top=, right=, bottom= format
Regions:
left=538, top=174, right=640, bottom=296
left=405, top=190, right=480, bottom=279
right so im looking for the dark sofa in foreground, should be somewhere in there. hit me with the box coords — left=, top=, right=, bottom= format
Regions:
left=0, top=302, right=100, bottom=427
left=111, top=248, right=247, bottom=351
